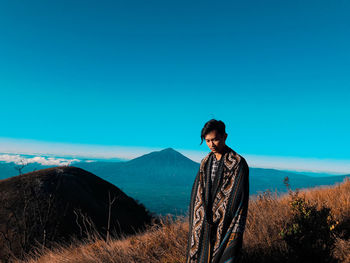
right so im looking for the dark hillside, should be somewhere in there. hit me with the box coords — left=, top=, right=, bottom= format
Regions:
left=0, top=166, right=153, bottom=262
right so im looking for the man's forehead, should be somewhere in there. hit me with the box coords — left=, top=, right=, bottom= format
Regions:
left=205, top=130, right=220, bottom=139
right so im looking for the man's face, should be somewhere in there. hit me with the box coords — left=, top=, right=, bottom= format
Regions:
left=204, top=130, right=227, bottom=154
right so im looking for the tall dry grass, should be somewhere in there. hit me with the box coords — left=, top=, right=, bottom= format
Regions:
left=18, top=178, right=350, bottom=263
left=242, top=177, right=350, bottom=262
left=18, top=216, right=188, bottom=263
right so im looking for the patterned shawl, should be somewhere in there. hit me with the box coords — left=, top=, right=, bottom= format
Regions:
left=186, top=146, right=249, bottom=263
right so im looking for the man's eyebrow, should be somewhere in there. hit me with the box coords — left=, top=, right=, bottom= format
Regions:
left=206, top=137, right=218, bottom=140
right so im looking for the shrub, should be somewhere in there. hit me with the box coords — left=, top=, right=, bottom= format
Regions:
left=280, top=180, right=339, bottom=262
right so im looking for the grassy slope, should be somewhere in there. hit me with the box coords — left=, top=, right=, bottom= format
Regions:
left=19, top=178, right=350, bottom=263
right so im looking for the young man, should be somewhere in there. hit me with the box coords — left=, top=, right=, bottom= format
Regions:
left=186, top=119, right=249, bottom=263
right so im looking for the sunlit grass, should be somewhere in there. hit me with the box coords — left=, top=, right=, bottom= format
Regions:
left=20, top=178, right=350, bottom=263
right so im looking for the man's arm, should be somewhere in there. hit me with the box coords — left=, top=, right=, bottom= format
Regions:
left=186, top=170, right=201, bottom=262
left=219, top=159, right=249, bottom=263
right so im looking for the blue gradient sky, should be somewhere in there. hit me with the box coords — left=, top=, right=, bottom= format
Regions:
left=1, top=1, right=349, bottom=171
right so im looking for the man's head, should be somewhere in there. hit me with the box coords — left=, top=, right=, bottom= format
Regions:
left=200, top=119, right=228, bottom=154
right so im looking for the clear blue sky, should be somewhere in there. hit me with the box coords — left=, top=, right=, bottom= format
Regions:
left=1, top=1, right=349, bottom=164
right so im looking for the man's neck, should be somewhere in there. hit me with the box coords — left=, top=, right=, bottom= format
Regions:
left=213, top=145, right=228, bottom=161
left=214, top=153, right=222, bottom=161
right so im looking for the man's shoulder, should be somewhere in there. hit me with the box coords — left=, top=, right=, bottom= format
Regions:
left=227, top=147, right=249, bottom=169
left=199, top=151, right=212, bottom=165
left=237, top=154, right=249, bottom=167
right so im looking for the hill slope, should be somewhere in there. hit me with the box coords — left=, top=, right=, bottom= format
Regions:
left=0, top=166, right=153, bottom=262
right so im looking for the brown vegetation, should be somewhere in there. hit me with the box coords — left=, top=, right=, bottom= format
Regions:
left=15, top=177, right=350, bottom=263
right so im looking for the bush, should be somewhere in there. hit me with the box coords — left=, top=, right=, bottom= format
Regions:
left=280, top=179, right=339, bottom=262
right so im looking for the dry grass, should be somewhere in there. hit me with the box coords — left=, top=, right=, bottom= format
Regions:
left=333, top=237, right=350, bottom=263
left=19, top=216, right=188, bottom=263
left=18, top=178, right=350, bottom=263
left=242, top=177, right=350, bottom=262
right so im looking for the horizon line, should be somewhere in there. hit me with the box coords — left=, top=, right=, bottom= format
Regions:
left=0, top=137, right=349, bottom=175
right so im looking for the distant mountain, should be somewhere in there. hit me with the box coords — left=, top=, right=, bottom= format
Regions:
left=0, top=166, right=153, bottom=261
left=127, top=147, right=197, bottom=168
left=75, top=148, right=348, bottom=215
left=0, top=149, right=348, bottom=215
left=249, top=168, right=348, bottom=195
left=76, top=148, right=348, bottom=193
left=74, top=148, right=200, bottom=215
left=77, top=147, right=198, bottom=185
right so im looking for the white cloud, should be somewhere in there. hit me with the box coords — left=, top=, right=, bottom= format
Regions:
left=0, top=154, right=81, bottom=166
left=0, top=154, right=23, bottom=164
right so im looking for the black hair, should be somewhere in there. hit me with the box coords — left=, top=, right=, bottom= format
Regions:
left=200, top=119, right=227, bottom=145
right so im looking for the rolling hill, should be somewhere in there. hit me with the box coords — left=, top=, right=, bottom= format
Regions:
left=0, top=166, right=153, bottom=261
